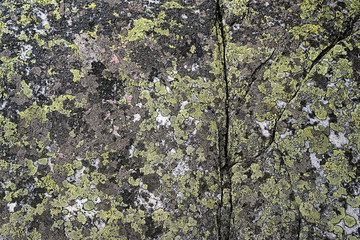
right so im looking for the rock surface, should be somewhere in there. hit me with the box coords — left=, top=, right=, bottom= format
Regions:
left=0, top=0, right=359, bottom=239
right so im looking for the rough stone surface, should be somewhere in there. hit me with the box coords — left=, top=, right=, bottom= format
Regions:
left=0, top=0, right=359, bottom=239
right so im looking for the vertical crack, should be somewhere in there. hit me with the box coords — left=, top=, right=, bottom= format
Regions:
left=215, top=0, right=232, bottom=239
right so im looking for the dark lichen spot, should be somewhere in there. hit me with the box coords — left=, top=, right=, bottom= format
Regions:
left=90, top=61, right=120, bottom=100
left=143, top=174, right=160, bottom=192
left=121, top=189, right=134, bottom=207
left=130, top=169, right=143, bottom=180
left=149, top=67, right=159, bottom=82
left=313, top=72, right=328, bottom=91
left=47, top=111, right=70, bottom=145
left=328, top=111, right=337, bottom=123
left=145, top=216, right=163, bottom=238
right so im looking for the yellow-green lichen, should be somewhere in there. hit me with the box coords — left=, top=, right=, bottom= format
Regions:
left=70, top=69, right=84, bottom=82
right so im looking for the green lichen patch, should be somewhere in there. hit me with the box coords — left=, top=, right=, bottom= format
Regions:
left=344, top=215, right=357, bottom=228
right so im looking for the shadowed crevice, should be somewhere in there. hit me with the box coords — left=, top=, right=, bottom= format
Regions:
left=215, top=0, right=232, bottom=239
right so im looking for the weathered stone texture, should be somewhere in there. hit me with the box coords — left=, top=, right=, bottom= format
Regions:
left=0, top=0, right=359, bottom=239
